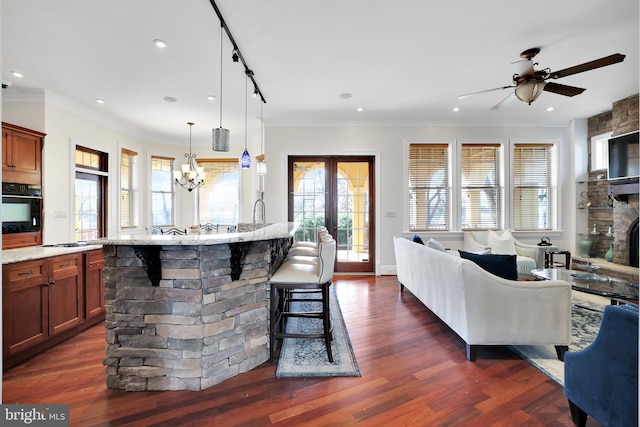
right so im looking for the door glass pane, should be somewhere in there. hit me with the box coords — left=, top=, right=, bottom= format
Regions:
left=336, top=162, right=369, bottom=263
left=292, top=161, right=326, bottom=242
left=75, top=176, right=99, bottom=240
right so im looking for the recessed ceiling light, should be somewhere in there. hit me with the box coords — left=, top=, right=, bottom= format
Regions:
left=11, top=71, right=24, bottom=78
left=356, top=107, right=364, bottom=112
left=546, top=107, right=554, bottom=112
left=453, top=107, right=460, bottom=112
left=163, top=96, right=177, bottom=103
left=96, top=99, right=105, bottom=104
left=340, top=93, right=353, bottom=99
left=153, top=39, right=167, bottom=48
left=207, top=95, right=216, bottom=101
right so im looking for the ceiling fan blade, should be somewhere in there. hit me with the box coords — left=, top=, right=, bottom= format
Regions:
left=551, top=53, right=626, bottom=79
left=490, top=92, right=516, bottom=110
left=543, top=82, right=586, bottom=97
left=458, top=86, right=513, bottom=100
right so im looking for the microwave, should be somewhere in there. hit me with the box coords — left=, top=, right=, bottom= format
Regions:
left=2, top=182, right=42, bottom=234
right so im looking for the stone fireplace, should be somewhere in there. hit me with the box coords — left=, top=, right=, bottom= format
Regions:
left=611, top=194, right=639, bottom=266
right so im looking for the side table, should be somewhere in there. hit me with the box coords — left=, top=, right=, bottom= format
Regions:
left=544, top=250, right=571, bottom=269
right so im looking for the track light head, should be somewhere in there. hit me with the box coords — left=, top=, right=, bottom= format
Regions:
left=232, top=50, right=239, bottom=62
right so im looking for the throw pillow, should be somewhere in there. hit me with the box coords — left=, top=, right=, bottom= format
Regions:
left=413, top=234, right=425, bottom=245
left=458, top=250, right=518, bottom=280
left=427, top=238, right=446, bottom=252
left=487, top=230, right=518, bottom=255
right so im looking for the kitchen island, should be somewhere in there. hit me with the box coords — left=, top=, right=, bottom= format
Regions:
left=94, top=222, right=295, bottom=391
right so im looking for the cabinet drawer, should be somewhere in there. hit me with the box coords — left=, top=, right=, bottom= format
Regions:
left=85, top=249, right=104, bottom=270
left=50, top=254, right=81, bottom=279
left=4, top=260, right=47, bottom=290
left=2, top=232, right=42, bottom=249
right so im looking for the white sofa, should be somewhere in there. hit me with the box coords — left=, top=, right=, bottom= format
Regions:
left=393, top=236, right=571, bottom=361
left=463, top=231, right=557, bottom=277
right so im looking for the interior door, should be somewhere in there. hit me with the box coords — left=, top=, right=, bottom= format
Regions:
left=288, top=156, right=375, bottom=273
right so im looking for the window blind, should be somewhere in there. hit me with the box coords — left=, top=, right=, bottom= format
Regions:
left=513, top=144, right=554, bottom=230
left=151, top=156, right=175, bottom=226
left=197, top=159, right=239, bottom=225
left=408, top=144, right=449, bottom=231
left=120, top=149, right=138, bottom=228
left=460, top=144, right=501, bottom=230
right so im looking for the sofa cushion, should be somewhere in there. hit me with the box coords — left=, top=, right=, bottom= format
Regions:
left=487, top=229, right=518, bottom=255
left=427, top=238, right=446, bottom=252
left=413, top=234, right=425, bottom=245
left=458, top=250, right=518, bottom=280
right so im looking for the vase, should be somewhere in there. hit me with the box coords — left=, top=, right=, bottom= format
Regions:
left=579, top=239, right=593, bottom=258
left=605, top=242, right=614, bottom=262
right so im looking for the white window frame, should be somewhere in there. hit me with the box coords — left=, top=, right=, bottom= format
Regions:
left=119, top=148, right=138, bottom=229
left=590, top=131, right=612, bottom=172
left=150, top=155, right=176, bottom=227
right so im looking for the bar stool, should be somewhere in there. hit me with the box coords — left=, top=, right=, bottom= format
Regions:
left=269, top=237, right=336, bottom=362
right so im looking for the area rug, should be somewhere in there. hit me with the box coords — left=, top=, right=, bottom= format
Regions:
left=275, top=287, right=361, bottom=378
left=510, top=291, right=608, bottom=386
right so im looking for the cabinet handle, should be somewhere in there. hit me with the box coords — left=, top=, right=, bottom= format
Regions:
left=58, top=262, right=71, bottom=267
left=18, top=269, right=34, bottom=276
left=48, top=280, right=56, bottom=286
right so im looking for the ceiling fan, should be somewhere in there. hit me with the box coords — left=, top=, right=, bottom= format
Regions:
left=458, top=48, right=626, bottom=110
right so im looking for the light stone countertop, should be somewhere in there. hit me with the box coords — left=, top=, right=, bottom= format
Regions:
left=2, top=244, right=103, bottom=264
left=91, top=222, right=298, bottom=246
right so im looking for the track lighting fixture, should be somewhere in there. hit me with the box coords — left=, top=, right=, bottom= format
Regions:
left=241, top=73, right=251, bottom=169
left=232, top=49, right=239, bottom=62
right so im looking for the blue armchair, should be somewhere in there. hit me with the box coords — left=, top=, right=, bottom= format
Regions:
left=564, top=303, right=638, bottom=427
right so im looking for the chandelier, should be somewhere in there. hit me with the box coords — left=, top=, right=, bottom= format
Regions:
left=174, top=122, right=205, bottom=192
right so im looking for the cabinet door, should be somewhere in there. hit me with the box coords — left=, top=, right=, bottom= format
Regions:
left=12, top=131, right=42, bottom=177
left=2, top=260, right=49, bottom=358
left=84, top=249, right=105, bottom=320
left=2, top=127, right=12, bottom=170
left=48, top=254, right=84, bottom=336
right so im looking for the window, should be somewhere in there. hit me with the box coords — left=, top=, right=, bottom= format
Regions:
left=151, top=156, right=175, bottom=226
left=590, top=132, right=611, bottom=171
left=460, top=144, right=502, bottom=230
left=407, top=140, right=557, bottom=232
left=197, top=159, right=239, bottom=225
left=75, top=146, right=108, bottom=240
left=408, top=144, right=450, bottom=231
left=120, top=148, right=138, bottom=228
left=512, top=144, right=556, bottom=230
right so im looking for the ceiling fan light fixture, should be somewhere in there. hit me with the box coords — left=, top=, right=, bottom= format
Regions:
left=515, top=79, right=546, bottom=105
left=512, top=59, right=535, bottom=77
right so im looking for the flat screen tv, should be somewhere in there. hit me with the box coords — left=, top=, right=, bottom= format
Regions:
left=608, top=131, right=639, bottom=180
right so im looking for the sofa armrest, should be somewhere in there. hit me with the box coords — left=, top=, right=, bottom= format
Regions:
left=514, top=240, right=558, bottom=268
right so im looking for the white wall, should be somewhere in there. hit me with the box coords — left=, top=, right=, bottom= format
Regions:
left=265, top=125, right=576, bottom=274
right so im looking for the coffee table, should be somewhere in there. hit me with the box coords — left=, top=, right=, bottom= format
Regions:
left=531, top=268, right=639, bottom=304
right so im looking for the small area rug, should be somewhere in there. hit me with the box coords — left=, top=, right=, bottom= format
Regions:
left=510, top=291, right=607, bottom=385
left=275, top=287, right=360, bottom=378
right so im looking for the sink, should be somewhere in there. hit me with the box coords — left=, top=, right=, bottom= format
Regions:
left=43, top=241, right=89, bottom=248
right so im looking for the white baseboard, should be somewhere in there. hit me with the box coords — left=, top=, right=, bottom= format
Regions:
left=378, top=265, right=397, bottom=276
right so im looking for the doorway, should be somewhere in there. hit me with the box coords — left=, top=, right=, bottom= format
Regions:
left=288, top=156, right=375, bottom=273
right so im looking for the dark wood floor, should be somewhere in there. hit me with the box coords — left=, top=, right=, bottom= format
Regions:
left=2, top=275, right=601, bottom=426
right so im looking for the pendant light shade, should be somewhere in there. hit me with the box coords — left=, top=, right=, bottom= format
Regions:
left=213, top=127, right=229, bottom=151
left=213, top=25, right=230, bottom=152
left=241, top=72, right=251, bottom=169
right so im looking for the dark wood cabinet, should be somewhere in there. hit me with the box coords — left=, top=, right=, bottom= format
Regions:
left=2, top=252, right=89, bottom=369
left=84, top=249, right=105, bottom=320
left=2, top=232, right=42, bottom=249
left=2, top=122, right=44, bottom=185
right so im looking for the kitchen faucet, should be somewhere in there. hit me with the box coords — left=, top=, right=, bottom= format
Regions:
left=253, top=198, right=266, bottom=230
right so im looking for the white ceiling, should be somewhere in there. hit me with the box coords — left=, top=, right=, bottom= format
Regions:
left=2, top=0, right=639, bottom=147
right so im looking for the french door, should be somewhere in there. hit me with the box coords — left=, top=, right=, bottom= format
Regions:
left=288, top=156, right=375, bottom=273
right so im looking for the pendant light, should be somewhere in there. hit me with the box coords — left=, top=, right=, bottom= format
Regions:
left=213, top=25, right=230, bottom=152
left=241, top=72, right=251, bottom=168
left=174, top=122, right=206, bottom=192
left=256, top=101, right=267, bottom=175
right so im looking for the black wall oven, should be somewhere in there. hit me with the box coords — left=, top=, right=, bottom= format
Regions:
left=2, top=182, right=42, bottom=234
